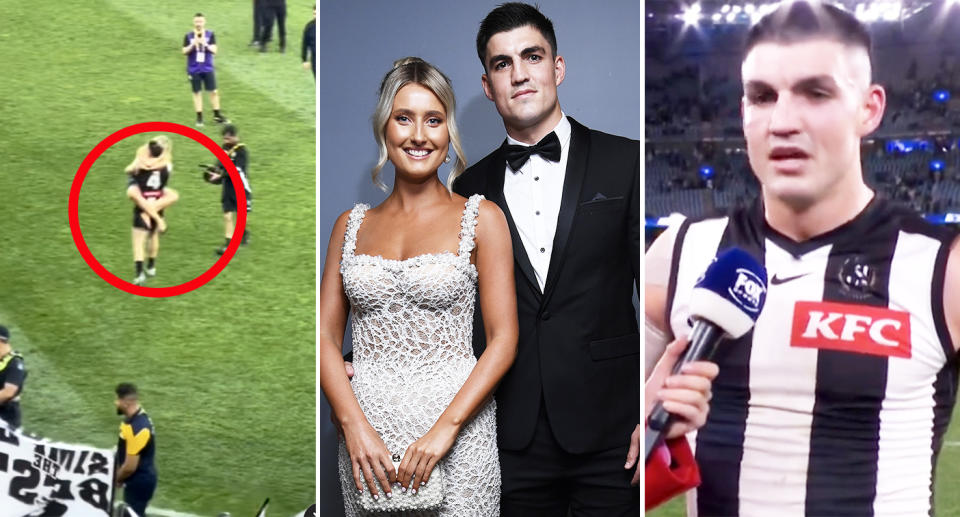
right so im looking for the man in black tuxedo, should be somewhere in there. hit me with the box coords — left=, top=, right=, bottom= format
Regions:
left=452, top=4, right=641, bottom=515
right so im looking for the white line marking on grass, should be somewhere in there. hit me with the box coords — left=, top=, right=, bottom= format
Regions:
left=945, top=441, right=960, bottom=447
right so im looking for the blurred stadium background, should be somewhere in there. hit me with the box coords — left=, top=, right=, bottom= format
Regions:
left=0, top=0, right=315, bottom=515
left=646, top=0, right=960, bottom=239
left=647, top=1, right=960, bottom=515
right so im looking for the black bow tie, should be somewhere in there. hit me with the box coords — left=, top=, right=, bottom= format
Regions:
left=505, top=132, right=561, bottom=172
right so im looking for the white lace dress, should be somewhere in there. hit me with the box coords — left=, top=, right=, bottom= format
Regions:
left=337, top=194, right=500, bottom=516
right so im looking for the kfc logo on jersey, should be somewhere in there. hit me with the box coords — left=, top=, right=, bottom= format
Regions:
left=729, top=268, right=766, bottom=314
left=791, top=301, right=911, bottom=358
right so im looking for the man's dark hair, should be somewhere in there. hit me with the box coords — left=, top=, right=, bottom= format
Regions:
left=745, top=2, right=872, bottom=71
left=195, top=12, right=204, bottom=18
left=222, top=124, right=238, bottom=137
left=116, top=383, right=138, bottom=398
left=476, top=3, right=557, bottom=70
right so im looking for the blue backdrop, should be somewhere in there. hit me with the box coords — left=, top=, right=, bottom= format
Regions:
left=318, top=2, right=641, bottom=513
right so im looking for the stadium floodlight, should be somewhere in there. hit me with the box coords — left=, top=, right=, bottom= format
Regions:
left=882, top=1, right=902, bottom=21
left=732, top=5, right=743, bottom=13
left=682, top=4, right=703, bottom=25
left=721, top=4, right=731, bottom=13
left=745, top=3, right=757, bottom=13
left=726, top=11, right=738, bottom=22
left=861, top=4, right=882, bottom=21
left=751, top=4, right=773, bottom=23
left=712, top=12, right=723, bottom=22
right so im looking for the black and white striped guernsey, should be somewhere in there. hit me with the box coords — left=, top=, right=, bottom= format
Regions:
left=667, top=197, right=958, bottom=516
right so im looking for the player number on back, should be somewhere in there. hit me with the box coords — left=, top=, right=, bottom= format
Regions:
left=146, top=171, right=162, bottom=189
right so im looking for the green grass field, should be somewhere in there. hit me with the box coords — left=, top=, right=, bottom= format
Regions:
left=0, top=1, right=315, bottom=515
left=648, top=413, right=960, bottom=516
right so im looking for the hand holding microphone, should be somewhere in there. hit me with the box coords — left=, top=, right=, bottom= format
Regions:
left=627, top=338, right=718, bottom=486
left=645, top=338, right=718, bottom=437
left=644, top=247, right=768, bottom=464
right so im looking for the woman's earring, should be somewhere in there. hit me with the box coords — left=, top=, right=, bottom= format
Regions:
left=444, top=155, right=451, bottom=163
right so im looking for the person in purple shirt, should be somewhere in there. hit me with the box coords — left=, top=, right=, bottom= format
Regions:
left=182, top=13, right=229, bottom=127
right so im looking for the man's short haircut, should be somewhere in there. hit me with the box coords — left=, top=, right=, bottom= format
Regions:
left=745, top=1, right=873, bottom=75
left=222, top=124, right=238, bottom=137
left=116, top=383, right=138, bottom=399
left=195, top=12, right=204, bottom=18
left=476, top=3, right=558, bottom=70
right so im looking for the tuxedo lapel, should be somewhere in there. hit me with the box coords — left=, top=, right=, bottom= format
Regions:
left=485, top=143, right=542, bottom=297
left=541, top=118, right=590, bottom=305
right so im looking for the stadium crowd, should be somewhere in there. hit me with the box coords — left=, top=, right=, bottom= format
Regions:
left=646, top=3, right=960, bottom=223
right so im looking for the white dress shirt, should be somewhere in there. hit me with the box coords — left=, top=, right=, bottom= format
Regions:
left=503, top=115, right=572, bottom=292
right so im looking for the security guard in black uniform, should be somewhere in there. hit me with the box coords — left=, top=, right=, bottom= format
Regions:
left=0, top=325, right=27, bottom=429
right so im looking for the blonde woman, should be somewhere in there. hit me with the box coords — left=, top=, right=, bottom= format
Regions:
left=125, top=136, right=179, bottom=285
left=318, top=57, right=518, bottom=516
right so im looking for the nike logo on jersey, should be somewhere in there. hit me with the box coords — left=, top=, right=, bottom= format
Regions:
left=770, top=272, right=811, bottom=285
left=790, top=301, right=911, bottom=358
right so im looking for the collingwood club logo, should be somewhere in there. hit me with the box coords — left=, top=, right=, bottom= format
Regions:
left=838, top=256, right=876, bottom=299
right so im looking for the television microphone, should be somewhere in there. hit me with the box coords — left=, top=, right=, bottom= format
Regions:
left=644, top=247, right=768, bottom=463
